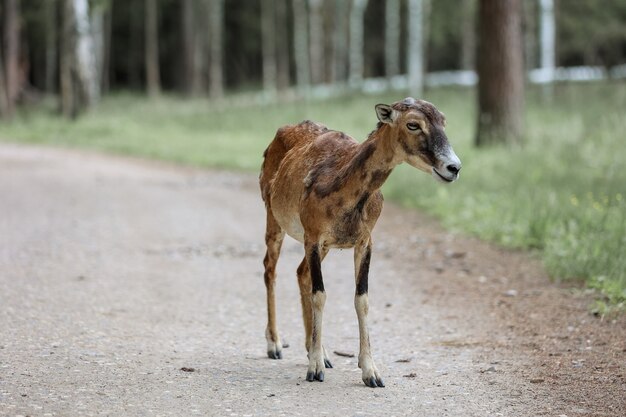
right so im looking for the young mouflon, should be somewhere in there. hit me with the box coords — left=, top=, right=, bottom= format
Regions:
left=259, top=97, right=461, bottom=388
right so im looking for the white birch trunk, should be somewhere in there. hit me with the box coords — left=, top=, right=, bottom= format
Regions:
left=90, top=5, right=104, bottom=94
left=407, top=0, right=424, bottom=97
left=385, top=0, right=400, bottom=77
left=349, top=0, right=368, bottom=87
left=73, top=0, right=99, bottom=104
left=539, top=0, right=555, bottom=97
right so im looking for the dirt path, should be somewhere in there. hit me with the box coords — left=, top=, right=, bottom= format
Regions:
left=0, top=143, right=624, bottom=417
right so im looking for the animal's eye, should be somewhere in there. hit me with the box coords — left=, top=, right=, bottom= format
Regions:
left=407, top=122, right=420, bottom=131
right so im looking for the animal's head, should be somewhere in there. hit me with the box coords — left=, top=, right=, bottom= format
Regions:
left=375, top=97, right=461, bottom=183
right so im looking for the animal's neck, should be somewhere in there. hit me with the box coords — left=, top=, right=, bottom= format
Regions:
left=347, top=125, right=400, bottom=197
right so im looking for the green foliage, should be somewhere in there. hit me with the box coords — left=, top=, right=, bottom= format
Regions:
left=557, top=0, right=626, bottom=67
left=1, top=83, right=625, bottom=305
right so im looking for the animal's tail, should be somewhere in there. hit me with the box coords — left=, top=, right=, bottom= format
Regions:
left=259, top=127, right=290, bottom=205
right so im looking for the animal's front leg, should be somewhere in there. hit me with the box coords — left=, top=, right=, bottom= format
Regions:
left=354, top=240, right=384, bottom=388
left=305, top=241, right=327, bottom=382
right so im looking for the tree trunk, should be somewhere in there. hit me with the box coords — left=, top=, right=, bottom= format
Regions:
left=192, top=0, right=208, bottom=95
left=145, top=0, right=161, bottom=97
left=275, top=0, right=290, bottom=91
left=0, top=41, right=8, bottom=118
left=4, top=0, right=20, bottom=114
left=460, top=0, right=476, bottom=70
left=181, top=0, right=194, bottom=95
left=476, top=0, right=524, bottom=146
left=331, top=0, right=349, bottom=84
left=60, top=0, right=78, bottom=117
left=101, top=0, right=112, bottom=94
left=261, top=0, right=277, bottom=94
left=208, top=0, right=225, bottom=99
left=74, top=0, right=99, bottom=104
left=127, top=2, right=141, bottom=89
left=385, top=0, right=400, bottom=78
left=91, top=4, right=105, bottom=95
left=292, top=0, right=310, bottom=93
left=308, top=0, right=324, bottom=85
left=348, top=0, right=368, bottom=87
left=407, top=0, right=424, bottom=97
left=523, top=0, right=536, bottom=71
left=539, top=0, right=555, bottom=98
left=45, top=0, right=58, bottom=94
left=179, top=0, right=208, bottom=95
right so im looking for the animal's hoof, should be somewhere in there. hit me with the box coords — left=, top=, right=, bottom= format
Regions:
left=306, top=370, right=324, bottom=382
left=322, top=346, right=333, bottom=368
left=363, top=375, right=385, bottom=388
left=267, top=349, right=282, bottom=360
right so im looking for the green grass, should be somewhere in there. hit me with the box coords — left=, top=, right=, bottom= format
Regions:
left=1, top=84, right=625, bottom=309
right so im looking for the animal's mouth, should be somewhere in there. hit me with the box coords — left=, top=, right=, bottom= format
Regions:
left=433, top=168, right=456, bottom=183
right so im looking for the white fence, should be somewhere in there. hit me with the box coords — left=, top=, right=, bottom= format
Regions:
left=226, top=64, right=626, bottom=106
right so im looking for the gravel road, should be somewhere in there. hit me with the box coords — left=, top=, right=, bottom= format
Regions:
left=1, top=144, right=624, bottom=416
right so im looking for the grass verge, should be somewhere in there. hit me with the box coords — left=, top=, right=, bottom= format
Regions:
left=1, top=84, right=624, bottom=310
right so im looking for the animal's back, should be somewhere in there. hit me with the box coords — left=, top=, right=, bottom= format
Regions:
left=260, top=121, right=328, bottom=204
left=260, top=120, right=358, bottom=241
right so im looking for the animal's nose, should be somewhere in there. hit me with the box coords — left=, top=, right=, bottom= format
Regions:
left=446, top=163, right=461, bottom=175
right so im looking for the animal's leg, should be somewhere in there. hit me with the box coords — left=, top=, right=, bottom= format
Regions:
left=297, top=254, right=332, bottom=369
left=354, top=239, right=384, bottom=388
left=304, top=240, right=328, bottom=382
left=263, top=210, right=285, bottom=359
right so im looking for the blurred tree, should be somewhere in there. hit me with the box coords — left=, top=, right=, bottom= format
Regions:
left=0, top=38, right=8, bottom=118
left=460, top=0, right=476, bottom=70
left=407, top=0, right=423, bottom=96
left=331, top=0, right=349, bottom=84
left=349, top=0, right=368, bottom=87
left=145, top=0, right=160, bottom=97
left=179, top=0, right=206, bottom=96
left=75, top=0, right=99, bottom=103
left=385, top=0, right=400, bottom=78
left=91, top=1, right=109, bottom=96
left=539, top=0, right=555, bottom=98
left=61, top=0, right=99, bottom=117
left=100, top=0, right=112, bottom=94
left=45, top=0, right=58, bottom=94
left=308, top=0, right=324, bottom=85
left=292, top=0, right=310, bottom=92
left=4, top=0, right=20, bottom=116
left=275, top=0, right=290, bottom=91
left=208, top=0, right=224, bottom=99
left=261, top=0, right=277, bottom=94
left=192, top=1, right=208, bottom=94
left=523, top=0, right=537, bottom=71
left=181, top=0, right=194, bottom=95
left=476, top=0, right=524, bottom=146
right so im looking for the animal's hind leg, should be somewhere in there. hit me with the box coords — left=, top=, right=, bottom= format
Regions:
left=263, top=210, right=285, bottom=359
left=297, top=255, right=332, bottom=369
left=354, top=238, right=384, bottom=388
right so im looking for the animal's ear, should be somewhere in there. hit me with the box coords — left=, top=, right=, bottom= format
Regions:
left=375, top=104, right=397, bottom=124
